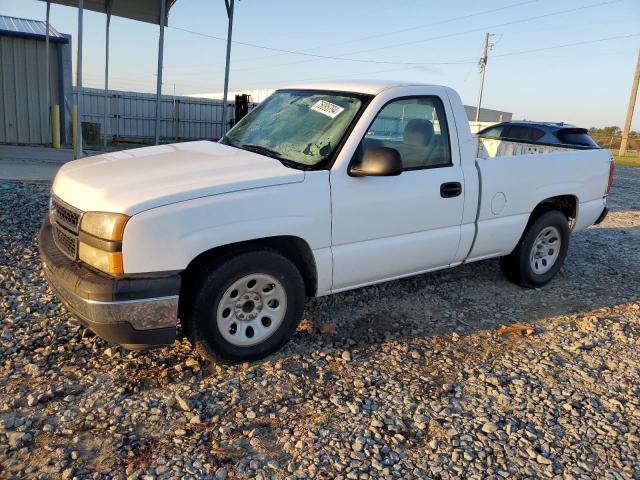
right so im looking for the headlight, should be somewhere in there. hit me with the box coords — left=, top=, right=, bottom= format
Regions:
left=80, top=212, right=129, bottom=241
left=48, top=197, right=55, bottom=225
left=78, top=212, right=129, bottom=275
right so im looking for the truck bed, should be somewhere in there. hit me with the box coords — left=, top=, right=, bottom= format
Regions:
left=466, top=148, right=611, bottom=262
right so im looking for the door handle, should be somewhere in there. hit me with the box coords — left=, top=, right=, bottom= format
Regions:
left=440, top=182, right=462, bottom=198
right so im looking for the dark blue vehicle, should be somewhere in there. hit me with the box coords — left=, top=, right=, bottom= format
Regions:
left=477, top=121, right=600, bottom=149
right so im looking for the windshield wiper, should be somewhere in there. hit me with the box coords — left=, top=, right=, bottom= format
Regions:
left=241, top=144, right=282, bottom=159
left=240, top=144, right=308, bottom=170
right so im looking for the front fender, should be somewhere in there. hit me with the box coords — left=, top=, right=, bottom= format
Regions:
left=121, top=172, right=331, bottom=273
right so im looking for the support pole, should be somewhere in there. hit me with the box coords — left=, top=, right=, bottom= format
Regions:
left=475, top=32, right=493, bottom=123
left=51, top=104, right=60, bottom=148
left=221, top=0, right=234, bottom=137
left=103, top=0, right=112, bottom=149
left=619, top=49, right=640, bottom=157
left=45, top=1, right=51, bottom=145
left=154, top=0, right=166, bottom=145
left=75, top=0, right=84, bottom=159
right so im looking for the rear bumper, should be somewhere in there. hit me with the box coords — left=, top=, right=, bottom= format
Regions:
left=39, top=223, right=181, bottom=350
left=594, top=206, right=608, bottom=225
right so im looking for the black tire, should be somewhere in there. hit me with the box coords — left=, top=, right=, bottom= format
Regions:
left=184, top=249, right=306, bottom=363
left=499, top=210, right=570, bottom=288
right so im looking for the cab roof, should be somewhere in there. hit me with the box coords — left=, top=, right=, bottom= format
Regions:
left=281, top=79, right=436, bottom=95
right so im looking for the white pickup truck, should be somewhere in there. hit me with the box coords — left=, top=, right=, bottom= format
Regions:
left=40, top=80, right=614, bottom=362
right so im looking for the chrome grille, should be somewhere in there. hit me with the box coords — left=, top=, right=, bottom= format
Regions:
left=53, top=224, right=78, bottom=260
left=52, top=196, right=82, bottom=233
left=50, top=196, right=83, bottom=260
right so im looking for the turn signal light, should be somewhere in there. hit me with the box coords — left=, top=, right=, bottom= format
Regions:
left=78, top=243, right=124, bottom=275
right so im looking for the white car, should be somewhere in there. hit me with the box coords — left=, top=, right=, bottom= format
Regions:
left=40, top=80, right=614, bottom=362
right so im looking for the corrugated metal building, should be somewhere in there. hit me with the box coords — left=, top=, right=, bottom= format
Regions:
left=464, top=105, right=512, bottom=123
left=0, top=15, right=72, bottom=145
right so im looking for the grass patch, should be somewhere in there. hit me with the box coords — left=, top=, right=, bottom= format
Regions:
left=611, top=150, right=640, bottom=167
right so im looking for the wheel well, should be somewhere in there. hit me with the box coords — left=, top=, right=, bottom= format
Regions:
left=529, top=195, right=577, bottom=227
left=179, top=236, right=318, bottom=309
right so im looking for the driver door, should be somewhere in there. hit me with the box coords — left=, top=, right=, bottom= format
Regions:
left=330, top=91, right=465, bottom=291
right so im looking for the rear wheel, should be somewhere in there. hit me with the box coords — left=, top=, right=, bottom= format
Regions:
left=184, top=250, right=306, bottom=363
left=500, top=210, right=570, bottom=288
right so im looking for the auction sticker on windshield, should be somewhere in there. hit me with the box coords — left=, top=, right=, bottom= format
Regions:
left=310, top=100, right=344, bottom=119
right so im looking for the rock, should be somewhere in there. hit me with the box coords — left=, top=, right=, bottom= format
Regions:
left=536, top=454, right=552, bottom=465
left=341, top=351, right=352, bottom=361
left=483, top=374, right=501, bottom=387
left=174, top=394, right=191, bottom=412
left=482, top=422, right=499, bottom=434
left=214, top=467, right=228, bottom=479
left=6, top=432, right=31, bottom=449
left=352, top=437, right=364, bottom=451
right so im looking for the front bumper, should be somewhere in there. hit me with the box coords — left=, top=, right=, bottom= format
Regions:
left=39, top=223, right=181, bottom=350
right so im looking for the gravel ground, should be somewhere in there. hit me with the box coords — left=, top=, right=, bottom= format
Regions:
left=1, top=168, right=639, bottom=480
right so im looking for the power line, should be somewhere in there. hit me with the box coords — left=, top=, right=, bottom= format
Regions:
left=163, top=16, right=637, bottom=75
left=166, top=0, right=538, bottom=69
left=158, top=31, right=640, bottom=91
left=341, top=0, right=622, bottom=56
left=220, top=0, right=540, bottom=65
left=166, top=0, right=621, bottom=73
left=235, top=32, right=640, bottom=92
left=229, top=0, right=623, bottom=73
left=490, top=33, right=640, bottom=59
left=168, top=24, right=475, bottom=66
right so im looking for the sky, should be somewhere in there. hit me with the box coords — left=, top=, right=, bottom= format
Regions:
left=1, top=0, right=639, bottom=129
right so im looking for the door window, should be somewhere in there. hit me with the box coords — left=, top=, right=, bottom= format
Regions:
left=362, top=96, right=452, bottom=170
left=479, top=125, right=505, bottom=138
left=503, top=126, right=545, bottom=142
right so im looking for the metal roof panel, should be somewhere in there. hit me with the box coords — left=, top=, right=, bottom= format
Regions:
left=0, top=14, right=65, bottom=39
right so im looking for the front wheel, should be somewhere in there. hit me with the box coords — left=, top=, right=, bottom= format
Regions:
left=500, top=210, right=570, bottom=288
left=184, top=250, right=306, bottom=363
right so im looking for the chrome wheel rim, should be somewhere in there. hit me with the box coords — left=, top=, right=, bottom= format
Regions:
left=529, top=226, right=561, bottom=275
left=217, top=273, right=287, bottom=347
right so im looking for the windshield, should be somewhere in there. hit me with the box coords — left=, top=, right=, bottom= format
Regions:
left=221, top=89, right=366, bottom=168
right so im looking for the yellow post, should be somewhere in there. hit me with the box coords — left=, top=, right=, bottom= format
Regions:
left=72, top=105, right=78, bottom=158
left=51, top=104, right=60, bottom=149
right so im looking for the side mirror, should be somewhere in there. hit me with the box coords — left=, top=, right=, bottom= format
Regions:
left=349, top=146, right=403, bottom=177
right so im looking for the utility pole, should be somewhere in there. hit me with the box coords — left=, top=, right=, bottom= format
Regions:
left=221, top=0, right=234, bottom=138
left=619, top=49, right=640, bottom=157
left=103, top=0, right=112, bottom=149
left=475, top=32, right=494, bottom=123
left=154, top=0, right=166, bottom=145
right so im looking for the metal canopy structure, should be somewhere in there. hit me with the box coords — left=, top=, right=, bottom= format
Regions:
left=39, top=0, right=174, bottom=25
left=39, top=0, right=236, bottom=158
left=38, top=0, right=181, bottom=158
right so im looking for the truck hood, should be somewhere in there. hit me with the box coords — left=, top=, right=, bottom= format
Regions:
left=52, top=141, right=305, bottom=215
